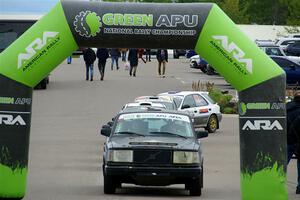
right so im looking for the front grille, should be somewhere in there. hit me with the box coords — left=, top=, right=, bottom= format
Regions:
left=133, top=149, right=172, bottom=164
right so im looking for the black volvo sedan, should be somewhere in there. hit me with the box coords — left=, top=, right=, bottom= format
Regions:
left=101, top=110, right=208, bottom=196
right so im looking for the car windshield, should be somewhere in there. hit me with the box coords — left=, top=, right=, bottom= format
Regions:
left=265, top=47, right=284, bottom=56
left=114, top=112, right=194, bottom=137
left=201, top=93, right=215, bottom=104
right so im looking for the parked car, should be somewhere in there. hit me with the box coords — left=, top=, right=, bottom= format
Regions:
left=270, top=56, right=300, bottom=86
left=158, top=91, right=222, bottom=133
left=286, top=34, right=300, bottom=38
left=173, top=49, right=186, bottom=59
left=255, top=39, right=274, bottom=46
left=101, top=110, right=207, bottom=195
left=286, top=41, right=300, bottom=56
left=189, top=55, right=200, bottom=68
left=258, top=44, right=300, bottom=64
left=186, top=50, right=197, bottom=58
left=274, top=38, right=300, bottom=51
left=134, top=95, right=180, bottom=110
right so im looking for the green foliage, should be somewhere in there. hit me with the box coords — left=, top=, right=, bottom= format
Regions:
left=208, top=88, right=237, bottom=114
left=221, top=0, right=249, bottom=24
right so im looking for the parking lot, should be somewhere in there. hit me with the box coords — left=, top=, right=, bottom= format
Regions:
left=24, top=57, right=298, bottom=200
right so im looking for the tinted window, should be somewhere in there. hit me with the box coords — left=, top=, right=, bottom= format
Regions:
left=182, top=95, right=196, bottom=108
left=281, top=40, right=296, bottom=46
left=265, top=47, right=284, bottom=56
left=272, top=57, right=294, bottom=68
left=193, top=94, right=208, bottom=107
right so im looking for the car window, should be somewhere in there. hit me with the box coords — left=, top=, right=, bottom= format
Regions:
left=265, top=47, right=284, bottom=56
left=272, top=57, right=294, bottom=68
left=182, top=95, right=196, bottom=108
left=114, top=113, right=194, bottom=137
left=281, top=40, right=296, bottom=46
left=193, top=94, right=208, bottom=107
left=202, top=93, right=215, bottom=104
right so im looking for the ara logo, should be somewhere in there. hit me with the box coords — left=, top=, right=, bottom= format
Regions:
left=17, top=31, right=59, bottom=69
left=212, top=35, right=253, bottom=74
left=0, top=114, right=26, bottom=126
left=242, top=120, right=283, bottom=131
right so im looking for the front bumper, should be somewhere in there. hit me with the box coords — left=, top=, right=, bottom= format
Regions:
left=104, top=165, right=202, bottom=186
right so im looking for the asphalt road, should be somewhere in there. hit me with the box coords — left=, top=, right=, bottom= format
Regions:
left=23, top=57, right=298, bottom=200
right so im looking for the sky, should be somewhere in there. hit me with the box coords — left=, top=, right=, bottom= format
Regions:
left=0, top=0, right=60, bottom=15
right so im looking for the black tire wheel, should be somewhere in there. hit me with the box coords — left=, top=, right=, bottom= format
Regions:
left=103, top=174, right=116, bottom=194
left=192, top=61, right=197, bottom=68
left=206, top=115, right=218, bottom=133
left=40, top=79, right=47, bottom=89
left=187, top=177, right=202, bottom=196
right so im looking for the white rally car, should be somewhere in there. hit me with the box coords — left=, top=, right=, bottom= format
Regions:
left=158, top=91, right=222, bottom=133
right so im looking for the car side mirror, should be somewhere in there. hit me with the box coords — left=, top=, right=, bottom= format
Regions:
left=181, top=105, right=190, bottom=109
left=101, top=125, right=111, bottom=137
left=107, top=121, right=113, bottom=127
left=195, top=131, right=208, bottom=139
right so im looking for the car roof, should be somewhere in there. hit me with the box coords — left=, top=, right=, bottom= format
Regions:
left=117, top=109, right=191, bottom=118
left=135, top=95, right=175, bottom=103
left=258, top=44, right=280, bottom=47
left=125, top=102, right=166, bottom=108
left=159, top=91, right=209, bottom=96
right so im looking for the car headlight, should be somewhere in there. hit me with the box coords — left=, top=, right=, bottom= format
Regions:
left=108, top=150, right=133, bottom=163
left=173, top=151, right=199, bottom=164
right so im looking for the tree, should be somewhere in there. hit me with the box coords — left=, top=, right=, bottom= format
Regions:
left=220, top=0, right=249, bottom=24
left=281, top=0, right=300, bottom=26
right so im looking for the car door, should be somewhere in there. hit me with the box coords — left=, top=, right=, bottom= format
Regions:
left=272, top=57, right=300, bottom=85
left=179, top=95, right=197, bottom=125
left=192, top=94, right=210, bottom=128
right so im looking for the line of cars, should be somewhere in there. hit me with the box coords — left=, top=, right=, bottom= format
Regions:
left=100, top=91, right=222, bottom=196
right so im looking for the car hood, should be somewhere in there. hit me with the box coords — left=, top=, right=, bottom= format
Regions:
left=109, top=135, right=199, bottom=151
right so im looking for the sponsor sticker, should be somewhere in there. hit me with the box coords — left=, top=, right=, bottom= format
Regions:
left=119, top=113, right=190, bottom=122
left=0, top=111, right=30, bottom=126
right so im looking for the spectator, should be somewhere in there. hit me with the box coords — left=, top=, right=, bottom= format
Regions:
left=128, top=49, right=139, bottom=77
left=83, top=48, right=96, bottom=81
left=120, top=48, right=128, bottom=62
left=67, top=55, right=72, bottom=64
left=145, top=49, right=151, bottom=62
left=156, top=49, right=168, bottom=78
left=96, top=48, right=109, bottom=81
left=287, top=92, right=300, bottom=194
left=138, top=48, right=146, bottom=63
left=110, top=48, right=120, bottom=70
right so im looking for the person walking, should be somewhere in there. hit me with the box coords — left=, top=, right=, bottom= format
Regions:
left=287, top=92, right=300, bottom=194
left=96, top=48, right=109, bottom=81
left=128, top=49, right=139, bottom=77
left=138, top=48, right=146, bottom=63
left=110, top=48, right=120, bottom=70
left=120, top=48, right=128, bottom=62
left=156, top=49, right=168, bottom=78
left=83, top=48, right=96, bottom=81
left=145, top=49, right=151, bottom=62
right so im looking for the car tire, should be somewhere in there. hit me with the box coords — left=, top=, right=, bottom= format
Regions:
left=191, top=61, right=197, bottom=68
left=103, top=173, right=116, bottom=194
left=206, top=114, right=218, bottom=133
left=187, top=177, right=202, bottom=196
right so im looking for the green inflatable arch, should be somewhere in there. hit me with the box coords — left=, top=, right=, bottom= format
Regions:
left=0, top=1, right=288, bottom=199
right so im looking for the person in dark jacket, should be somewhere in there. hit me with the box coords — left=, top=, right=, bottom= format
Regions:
left=145, top=49, right=151, bottom=62
left=128, top=49, right=139, bottom=77
left=287, top=92, right=300, bottom=194
left=96, top=48, right=109, bottom=81
left=83, top=48, right=96, bottom=81
left=156, top=49, right=168, bottom=78
left=110, top=48, right=120, bottom=70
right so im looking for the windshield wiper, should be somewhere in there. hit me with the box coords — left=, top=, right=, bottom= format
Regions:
left=115, top=131, right=145, bottom=137
left=149, top=131, right=187, bottom=139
